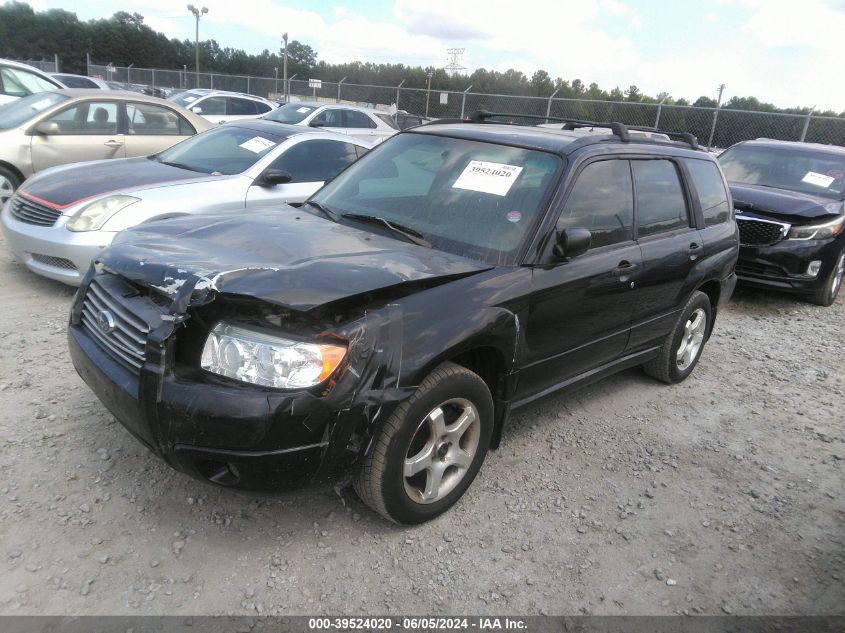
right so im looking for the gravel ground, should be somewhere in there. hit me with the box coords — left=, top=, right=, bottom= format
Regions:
left=0, top=235, right=842, bottom=616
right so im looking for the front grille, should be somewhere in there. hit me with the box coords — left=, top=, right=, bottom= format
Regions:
left=736, top=217, right=788, bottom=246
left=9, top=195, right=62, bottom=227
left=80, top=277, right=150, bottom=373
left=31, top=253, right=77, bottom=271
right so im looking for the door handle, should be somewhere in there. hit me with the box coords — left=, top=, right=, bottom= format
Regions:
left=103, top=140, right=123, bottom=147
left=612, top=260, right=637, bottom=275
left=689, top=242, right=702, bottom=260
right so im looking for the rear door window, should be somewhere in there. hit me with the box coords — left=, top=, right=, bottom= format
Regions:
left=684, top=159, right=731, bottom=225
left=557, top=159, right=634, bottom=248
left=632, top=159, right=691, bottom=237
left=228, top=98, right=258, bottom=116
left=343, top=110, right=376, bottom=129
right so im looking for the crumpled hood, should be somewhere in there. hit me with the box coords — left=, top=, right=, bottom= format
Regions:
left=98, top=209, right=492, bottom=311
left=20, top=157, right=212, bottom=210
left=730, top=183, right=843, bottom=221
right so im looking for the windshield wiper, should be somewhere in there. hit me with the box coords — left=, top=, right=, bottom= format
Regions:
left=158, top=159, right=206, bottom=173
left=341, top=213, right=431, bottom=247
left=303, top=200, right=340, bottom=222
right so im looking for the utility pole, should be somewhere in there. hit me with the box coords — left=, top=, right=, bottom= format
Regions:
left=274, top=67, right=278, bottom=96
left=282, top=32, right=289, bottom=102
left=187, top=4, right=208, bottom=89
left=425, top=70, right=433, bottom=117
left=707, top=83, right=725, bottom=151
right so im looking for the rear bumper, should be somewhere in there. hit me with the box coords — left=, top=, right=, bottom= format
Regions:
left=736, top=237, right=843, bottom=294
left=1, top=202, right=116, bottom=285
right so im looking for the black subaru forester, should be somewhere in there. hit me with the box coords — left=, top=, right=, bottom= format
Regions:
left=68, top=115, right=739, bottom=524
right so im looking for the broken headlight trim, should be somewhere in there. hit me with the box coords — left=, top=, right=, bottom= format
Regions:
left=787, top=215, right=845, bottom=240
left=66, top=195, right=140, bottom=232
left=200, top=322, right=347, bottom=389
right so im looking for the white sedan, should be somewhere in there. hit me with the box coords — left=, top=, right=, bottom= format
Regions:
left=169, top=90, right=278, bottom=125
left=1, top=120, right=370, bottom=285
left=263, top=102, right=399, bottom=145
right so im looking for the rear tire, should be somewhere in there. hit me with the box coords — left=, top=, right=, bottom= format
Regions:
left=643, top=291, right=712, bottom=384
left=809, top=251, right=844, bottom=307
left=0, top=166, right=21, bottom=205
left=354, top=361, right=493, bottom=525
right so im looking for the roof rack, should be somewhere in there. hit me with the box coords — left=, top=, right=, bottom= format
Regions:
left=462, top=110, right=699, bottom=150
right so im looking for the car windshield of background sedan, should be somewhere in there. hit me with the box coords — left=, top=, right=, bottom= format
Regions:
left=169, top=91, right=205, bottom=108
left=153, top=125, right=283, bottom=175
left=719, top=145, right=845, bottom=199
left=310, top=133, right=562, bottom=264
left=0, top=92, right=68, bottom=129
left=262, top=102, right=317, bottom=124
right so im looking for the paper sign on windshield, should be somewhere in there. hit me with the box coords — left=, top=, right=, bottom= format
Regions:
left=239, top=136, right=276, bottom=154
left=297, top=107, right=312, bottom=113
left=801, top=171, right=835, bottom=188
left=183, top=96, right=197, bottom=103
left=452, top=161, right=523, bottom=197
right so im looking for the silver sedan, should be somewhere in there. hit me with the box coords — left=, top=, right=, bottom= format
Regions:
left=1, top=120, right=371, bottom=285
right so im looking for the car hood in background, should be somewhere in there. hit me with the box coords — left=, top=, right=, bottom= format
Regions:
left=98, top=210, right=491, bottom=311
left=730, top=183, right=843, bottom=221
left=18, top=157, right=214, bottom=210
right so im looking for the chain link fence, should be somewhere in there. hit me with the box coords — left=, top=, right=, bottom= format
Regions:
left=49, top=61, right=836, bottom=149
left=8, top=57, right=58, bottom=73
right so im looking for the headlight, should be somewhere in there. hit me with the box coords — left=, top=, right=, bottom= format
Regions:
left=200, top=322, right=347, bottom=389
left=787, top=215, right=845, bottom=240
left=66, top=195, right=140, bottom=232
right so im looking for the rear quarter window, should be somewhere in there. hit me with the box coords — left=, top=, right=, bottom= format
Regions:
left=684, top=159, right=731, bottom=226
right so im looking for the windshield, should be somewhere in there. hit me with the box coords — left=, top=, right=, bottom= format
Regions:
left=719, top=144, right=845, bottom=199
left=310, top=133, right=562, bottom=264
left=262, top=102, right=318, bottom=124
left=170, top=91, right=205, bottom=108
left=155, top=125, right=282, bottom=175
left=0, top=92, right=68, bottom=129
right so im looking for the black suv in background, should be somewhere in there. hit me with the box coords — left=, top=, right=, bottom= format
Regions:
left=68, top=114, right=738, bottom=524
left=719, top=139, right=845, bottom=306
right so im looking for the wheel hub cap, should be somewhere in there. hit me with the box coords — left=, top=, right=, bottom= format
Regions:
left=676, top=308, right=707, bottom=371
left=403, top=398, right=481, bottom=505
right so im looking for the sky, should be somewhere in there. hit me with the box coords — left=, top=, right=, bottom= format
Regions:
left=26, top=0, right=845, bottom=111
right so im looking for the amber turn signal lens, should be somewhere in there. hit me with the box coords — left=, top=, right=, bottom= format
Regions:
left=319, top=344, right=347, bottom=382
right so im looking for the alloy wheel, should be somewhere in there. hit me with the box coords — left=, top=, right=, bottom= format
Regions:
left=403, top=398, right=481, bottom=504
left=676, top=308, right=707, bottom=371
left=0, top=175, right=14, bottom=205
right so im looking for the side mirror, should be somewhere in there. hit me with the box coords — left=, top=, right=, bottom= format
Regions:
left=260, top=169, right=292, bottom=186
left=553, top=227, right=592, bottom=259
left=309, top=119, right=326, bottom=128
left=35, top=121, right=60, bottom=135
left=191, top=106, right=203, bottom=114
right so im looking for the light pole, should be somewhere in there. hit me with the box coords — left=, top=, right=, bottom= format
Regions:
left=274, top=67, right=278, bottom=96
left=425, top=70, right=433, bottom=117
left=282, top=32, right=289, bottom=102
left=707, top=83, right=726, bottom=151
left=187, top=4, right=208, bottom=89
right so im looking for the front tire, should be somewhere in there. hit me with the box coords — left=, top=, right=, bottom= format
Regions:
left=643, top=291, right=712, bottom=384
left=0, top=166, right=21, bottom=205
left=809, top=251, right=844, bottom=307
left=354, top=362, right=493, bottom=524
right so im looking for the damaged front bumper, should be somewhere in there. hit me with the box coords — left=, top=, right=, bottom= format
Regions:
left=736, top=237, right=843, bottom=294
left=68, top=270, right=410, bottom=492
